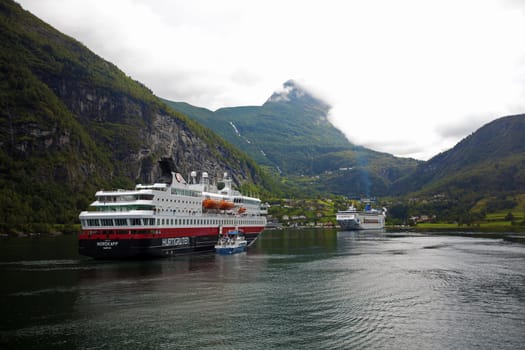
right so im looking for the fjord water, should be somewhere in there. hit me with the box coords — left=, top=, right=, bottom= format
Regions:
left=1, top=230, right=524, bottom=349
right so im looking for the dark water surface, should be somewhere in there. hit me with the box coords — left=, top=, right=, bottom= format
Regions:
left=1, top=230, right=525, bottom=349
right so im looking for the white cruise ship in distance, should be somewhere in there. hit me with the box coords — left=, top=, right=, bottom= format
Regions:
left=336, top=202, right=386, bottom=230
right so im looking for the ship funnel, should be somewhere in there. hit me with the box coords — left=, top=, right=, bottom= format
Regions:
left=201, top=172, right=209, bottom=185
left=222, top=172, right=232, bottom=191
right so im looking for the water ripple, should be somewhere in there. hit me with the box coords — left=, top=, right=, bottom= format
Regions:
left=1, top=231, right=525, bottom=349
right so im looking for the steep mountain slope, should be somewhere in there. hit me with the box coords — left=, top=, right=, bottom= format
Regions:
left=0, top=0, right=272, bottom=233
left=393, top=114, right=525, bottom=197
left=165, top=80, right=346, bottom=173
left=163, top=80, right=420, bottom=196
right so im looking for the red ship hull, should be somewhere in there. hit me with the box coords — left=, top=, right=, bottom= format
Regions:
left=78, top=226, right=264, bottom=259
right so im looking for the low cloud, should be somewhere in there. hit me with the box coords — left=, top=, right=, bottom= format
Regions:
left=434, top=114, right=494, bottom=140
left=229, top=68, right=261, bottom=87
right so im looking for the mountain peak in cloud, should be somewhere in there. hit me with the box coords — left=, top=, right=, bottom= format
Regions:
left=266, top=80, right=302, bottom=102
left=265, top=80, right=331, bottom=110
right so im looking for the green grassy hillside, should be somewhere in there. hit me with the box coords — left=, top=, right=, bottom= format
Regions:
left=393, top=114, right=525, bottom=197
left=385, top=115, right=525, bottom=226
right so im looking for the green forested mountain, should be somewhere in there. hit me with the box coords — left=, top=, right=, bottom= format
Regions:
left=0, top=0, right=275, bottom=233
left=163, top=80, right=420, bottom=197
left=164, top=80, right=345, bottom=174
left=392, top=114, right=525, bottom=204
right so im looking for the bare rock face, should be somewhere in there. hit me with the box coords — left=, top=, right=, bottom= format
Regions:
left=42, top=75, right=254, bottom=187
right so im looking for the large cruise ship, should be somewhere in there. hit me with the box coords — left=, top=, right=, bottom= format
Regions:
left=336, top=203, right=386, bottom=230
left=78, top=167, right=267, bottom=259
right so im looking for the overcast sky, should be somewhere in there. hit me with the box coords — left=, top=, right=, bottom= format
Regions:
left=18, top=0, right=525, bottom=160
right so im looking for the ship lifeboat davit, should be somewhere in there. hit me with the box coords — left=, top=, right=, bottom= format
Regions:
left=202, top=198, right=220, bottom=209
left=219, top=200, right=235, bottom=210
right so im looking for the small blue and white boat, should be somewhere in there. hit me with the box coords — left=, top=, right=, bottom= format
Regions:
left=215, top=229, right=248, bottom=255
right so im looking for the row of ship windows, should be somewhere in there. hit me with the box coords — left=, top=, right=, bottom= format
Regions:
left=97, top=195, right=154, bottom=202
left=171, top=188, right=201, bottom=197
left=233, top=198, right=260, bottom=206
left=95, top=206, right=249, bottom=215
left=156, top=208, right=200, bottom=214
left=95, top=206, right=199, bottom=213
left=82, top=218, right=264, bottom=227
left=157, top=197, right=200, bottom=205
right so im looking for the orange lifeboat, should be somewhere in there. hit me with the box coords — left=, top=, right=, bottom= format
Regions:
left=219, top=200, right=235, bottom=210
left=202, top=198, right=220, bottom=209
left=237, top=207, right=246, bottom=214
